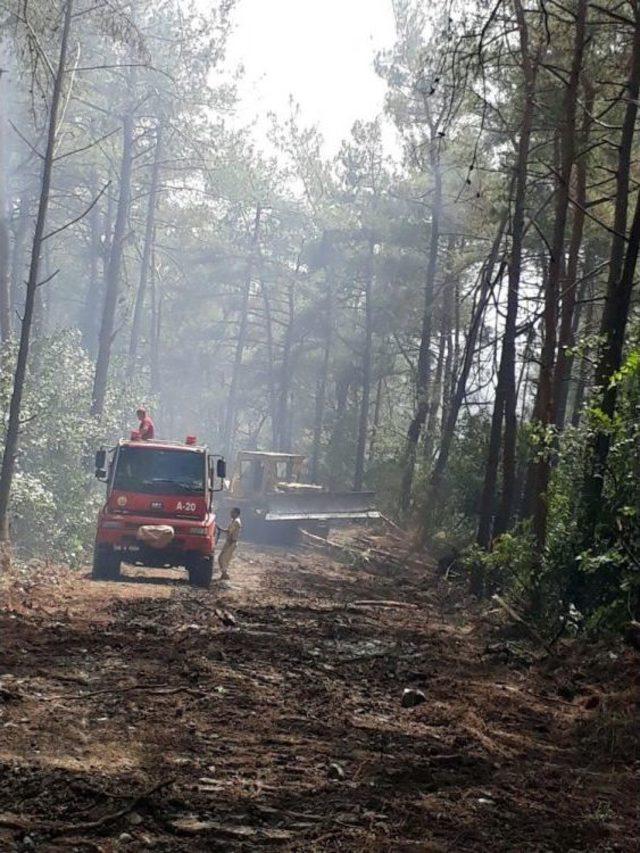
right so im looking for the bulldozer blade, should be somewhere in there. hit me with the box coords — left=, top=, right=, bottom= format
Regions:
left=263, top=491, right=380, bottom=522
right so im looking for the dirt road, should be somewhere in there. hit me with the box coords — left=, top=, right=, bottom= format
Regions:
left=0, top=544, right=638, bottom=851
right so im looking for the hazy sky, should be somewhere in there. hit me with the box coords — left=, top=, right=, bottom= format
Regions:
left=225, top=0, right=397, bottom=152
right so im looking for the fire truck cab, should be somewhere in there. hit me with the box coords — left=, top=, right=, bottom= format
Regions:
left=93, top=435, right=226, bottom=588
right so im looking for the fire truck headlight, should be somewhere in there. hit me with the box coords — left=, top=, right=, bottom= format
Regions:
left=188, top=527, right=207, bottom=536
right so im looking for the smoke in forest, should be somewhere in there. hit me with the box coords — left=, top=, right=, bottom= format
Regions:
left=0, top=0, right=639, bottom=631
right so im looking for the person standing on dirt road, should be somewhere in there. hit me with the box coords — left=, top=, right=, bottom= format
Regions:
left=136, top=407, right=155, bottom=440
left=218, top=507, right=241, bottom=584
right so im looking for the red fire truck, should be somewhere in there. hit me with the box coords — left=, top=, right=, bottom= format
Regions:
left=93, top=435, right=226, bottom=588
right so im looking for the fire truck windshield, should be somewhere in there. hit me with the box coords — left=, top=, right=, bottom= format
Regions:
left=113, top=446, right=205, bottom=495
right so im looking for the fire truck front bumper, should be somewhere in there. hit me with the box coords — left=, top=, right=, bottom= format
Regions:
left=96, top=515, right=214, bottom=558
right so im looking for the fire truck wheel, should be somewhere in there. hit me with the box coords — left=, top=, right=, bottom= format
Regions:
left=188, top=556, right=213, bottom=589
left=92, top=545, right=121, bottom=581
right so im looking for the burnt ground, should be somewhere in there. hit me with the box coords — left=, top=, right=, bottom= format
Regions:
left=0, top=539, right=638, bottom=852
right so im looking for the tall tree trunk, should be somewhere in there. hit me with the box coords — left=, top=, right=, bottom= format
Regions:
left=399, top=135, right=441, bottom=513
left=0, top=0, right=73, bottom=542
left=570, top=261, right=596, bottom=427
left=570, top=321, right=592, bottom=428
left=553, top=81, right=593, bottom=431
left=276, top=277, right=296, bottom=452
left=426, top=237, right=455, bottom=460
left=440, top=273, right=456, bottom=435
left=427, top=209, right=508, bottom=517
left=149, top=237, right=161, bottom=396
left=33, top=239, right=51, bottom=340
left=354, top=239, right=374, bottom=491
left=580, top=16, right=640, bottom=546
left=259, top=273, right=278, bottom=447
left=222, top=204, right=261, bottom=459
left=0, top=70, right=11, bottom=343
left=91, top=110, right=134, bottom=416
left=311, top=257, right=333, bottom=483
left=368, top=375, right=384, bottom=462
left=80, top=169, right=103, bottom=356
left=477, top=3, right=537, bottom=548
left=581, top=188, right=640, bottom=508
left=476, top=348, right=509, bottom=550
left=129, top=122, right=163, bottom=371
left=527, top=0, right=587, bottom=548
left=424, top=302, right=447, bottom=464
left=328, top=369, right=351, bottom=490
left=10, top=191, right=29, bottom=332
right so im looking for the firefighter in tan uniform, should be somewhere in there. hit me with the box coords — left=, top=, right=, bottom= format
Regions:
left=218, top=507, right=241, bottom=582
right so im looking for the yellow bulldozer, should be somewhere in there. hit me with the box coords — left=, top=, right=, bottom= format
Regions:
left=221, top=450, right=379, bottom=544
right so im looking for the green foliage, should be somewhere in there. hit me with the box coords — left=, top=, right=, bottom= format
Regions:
left=488, top=352, right=640, bottom=632
left=0, top=331, right=146, bottom=564
left=420, top=412, right=490, bottom=535
left=462, top=527, right=538, bottom=601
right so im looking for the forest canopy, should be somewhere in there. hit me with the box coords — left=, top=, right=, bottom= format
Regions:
left=1, top=0, right=640, bottom=633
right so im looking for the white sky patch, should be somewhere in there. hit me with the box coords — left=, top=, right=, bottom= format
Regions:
left=223, top=0, right=397, bottom=153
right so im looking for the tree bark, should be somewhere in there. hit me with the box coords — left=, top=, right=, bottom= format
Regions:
left=425, top=236, right=456, bottom=462
left=440, top=269, right=456, bottom=436
left=477, top=0, right=537, bottom=547
left=259, top=272, right=278, bottom=447
left=311, top=244, right=334, bottom=483
left=91, top=109, right=134, bottom=416
left=423, top=298, right=447, bottom=464
left=528, top=0, right=588, bottom=548
left=0, top=70, right=11, bottom=343
left=222, top=204, right=261, bottom=459
left=10, top=191, right=29, bottom=333
left=149, top=236, right=161, bottom=396
left=399, top=133, right=441, bottom=513
left=368, top=375, right=384, bottom=462
left=80, top=168, right=103, bottom=356
left=580, top=16, right=640, bottom=546
left=276, top=277, right=296, bottom=452
left=354, top=239, right=374, bottom=491
left=552, top=81, right=593, bottom=431
left=0, top=0, right=74, bottom=542
left=427, top=208, right=508, bottom=517
left=570, top=266, right=596, bottom=428
left=129, top=121, right=163, bottom=371
left=328, top=368, right=351, bottom=490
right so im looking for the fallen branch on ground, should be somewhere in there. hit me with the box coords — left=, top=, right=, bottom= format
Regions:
left=301, top=529, right=431, bottom=573
left=54, top=683, right=207, bottom=700
left=349, top=599, right=418, bottom=610
left=299, top=529, right=362, bottom=557
left=0, top=814, right=30, bottom=830
left=49, top=780, right=171, bottom=838
left=380, top=514, right=406, bottom=534
left=0, top=780, right=171, bottom=838
left=491, top=594, right=552, bottom=652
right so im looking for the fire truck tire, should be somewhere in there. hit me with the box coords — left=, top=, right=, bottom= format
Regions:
left=92, top=545, right=121, bottom=581
left=188, top=556, right=213, bottom=589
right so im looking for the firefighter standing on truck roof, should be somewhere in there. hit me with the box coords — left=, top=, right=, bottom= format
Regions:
left=218, top=507, right=241, bottom=584
left=136, top=407, right=155, bottom=440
